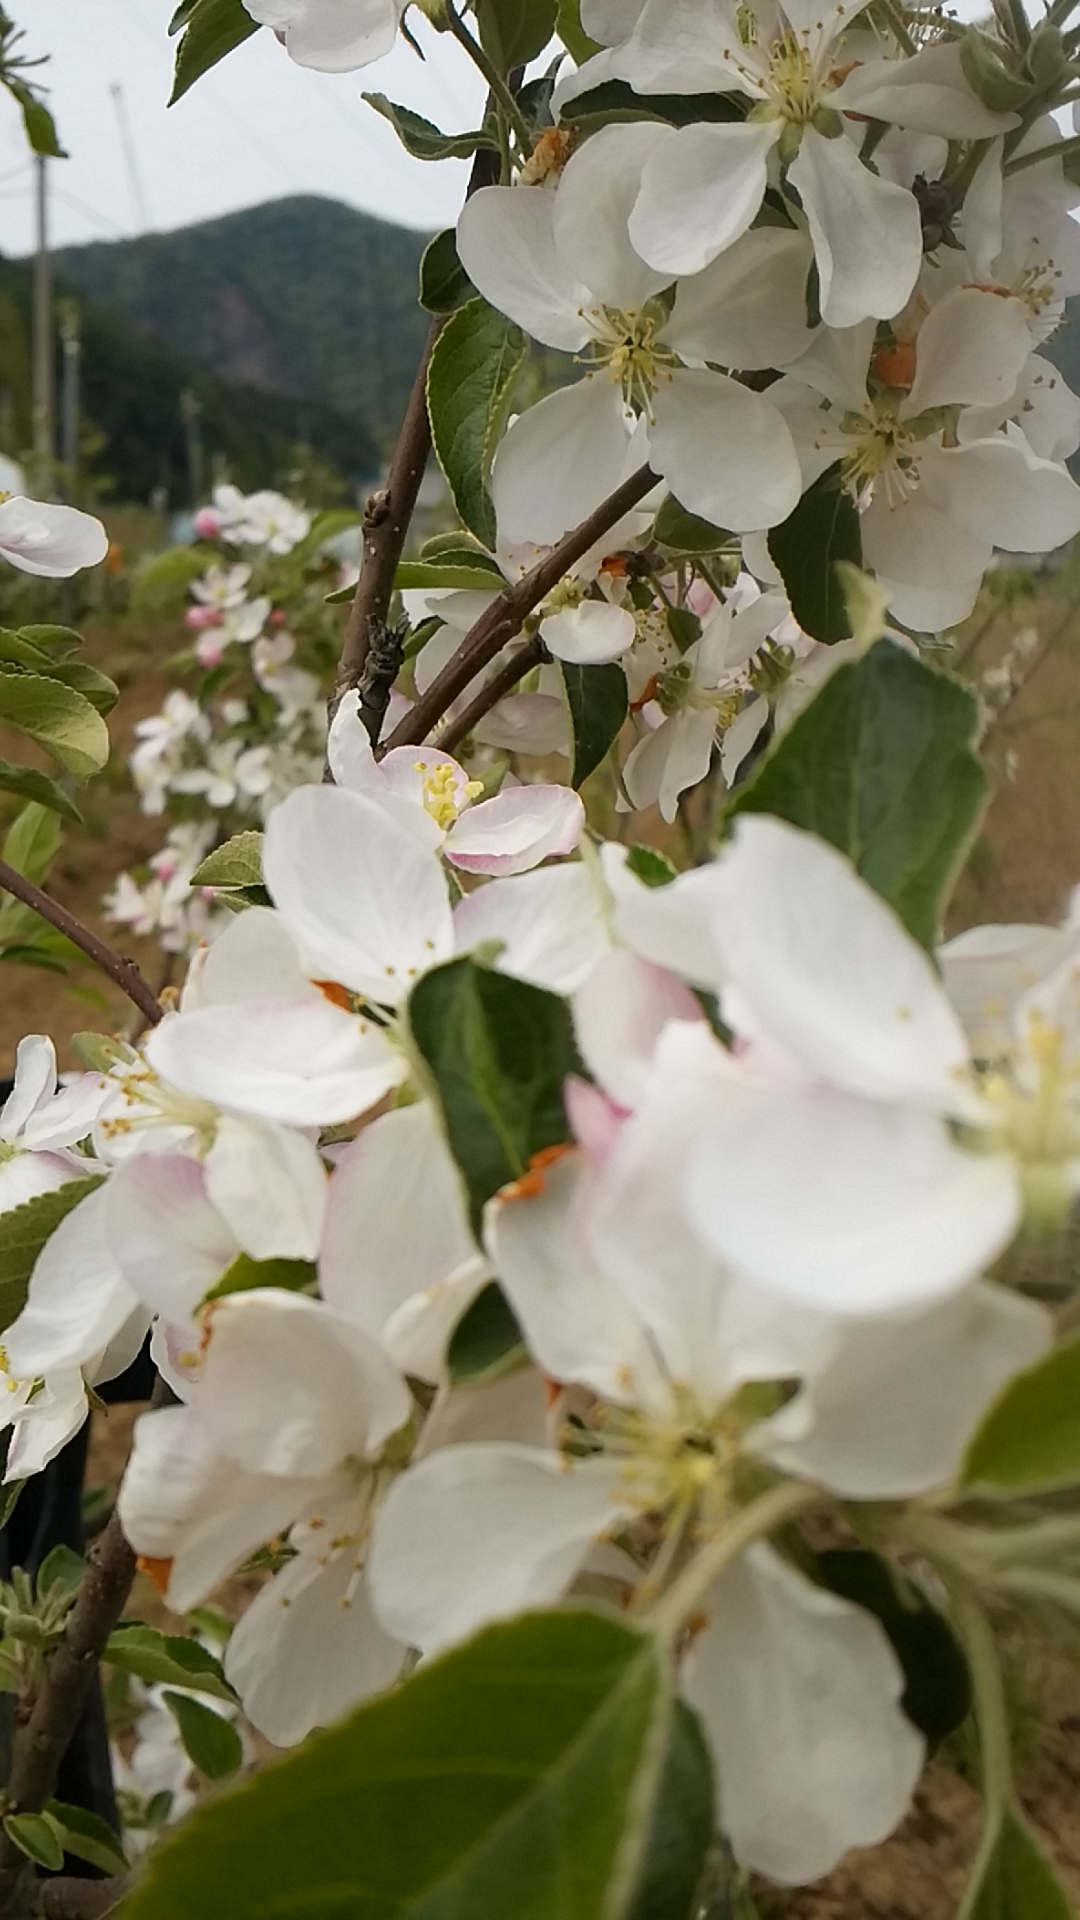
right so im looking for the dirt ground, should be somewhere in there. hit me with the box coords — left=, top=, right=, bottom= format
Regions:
left=16, top=580, right=1080, bottom=1912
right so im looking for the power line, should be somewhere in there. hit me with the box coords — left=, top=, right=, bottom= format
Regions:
left=111, top=80, right=153, bottom=232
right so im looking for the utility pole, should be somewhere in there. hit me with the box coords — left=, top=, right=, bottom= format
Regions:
left=180, top=387, right=205, bottom=509
left=58, top=299, right=81, bottom=487
left=31, top=153, right=54, bottom=495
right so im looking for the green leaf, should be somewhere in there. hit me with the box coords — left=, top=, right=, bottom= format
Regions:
left=561, top=661, right=628, bottom=788
left=447, top=1282, right=526, bottom=1383
left=626, top=845, right=678, bottom=888
left=0, top=760, right=81, bottom=823
left=728, top=640, right=987, bottom=949
left=191, top=830, right=264, bottom=891
left=3, top=1812, right=64, bottom=1871
left=396, top=555, right=505, bottom=592
left=203, top=1252, right=317, bottom=1303
left=37, top=1545, right=86, bottom=1601
left=561, top=79, right=744, bottom=128
left=556, top=0, right=602, bottom=61
left=967, top=1810, right=1073, bottom=1919
left=4, top=80, right=66, bottom=159
left=427, top=299, right=528, bottom=550
left=0, top=668, right=109, bottom=779
left=163, top=1692, right=244, bottom=1781
left=408, top=957, right=582, bottom=1229
left=17, top=626, right=85, bottom=658
left=106, top=1625, right=238, bottom=1705
left=2, top=801, right=61, bottom=885
left=477, top=0, right=559, bottom=71
left=653, top=497, right=731, bottom=556
left=363, top=94, right=500, bottom=161
left=766, top=464, right=862, bottom=644
left=0, top=1176, right=104, bottom=1333
left=45, top=1802, right=128, bottom=1876
left=47, top=659, right=120, bottom=715
left=121, top=1610, right=671, bottom=1920
left=627, top=1702, right=714, bottom=1920
left=420, top=228, right=476, bottom=314
left=0, top=1480, right=24, bottom=1529
left=815, top=1550, right=970, bottom=1746
left=960, top=1336, right=1080, bottom=1498
left=170, top=0, right=258, bottom=104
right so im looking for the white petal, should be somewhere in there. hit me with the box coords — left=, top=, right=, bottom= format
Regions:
left=20, top=1073, right=110, bottom=1152
left=5, top=1371, right=88, bottom=1479
left=147, top=999, right=404, bottom=1127
left=105, top=1154, right=237, bottom=1322
left=787, top=128, right=923, bottom=330
left=200, top=1290, right=410, bottom=1476
left=445, top=786, right=585, bottom=877
left=0, top=1035, right=56, bottom=1140
left=456, top=187, right=593, bottom=353
left=0, top=497, right=108, bottom=577
left=710, top=813, right=973, bottom=1104
left=903, top=287, right=1032, bottom=417
left=368, top=1444, right=627, bottom=1652
left=540, top=600, right=636, bottom=664
left=720, top=694, right=768, bottom=782
left=757, top=1282, right=1052, bottom=1496
left=648, top=370, right=801, bottom=532
left=666, top=227, right=817, bottom=372
left=180, top=907, right=316, bottom=1012
left=553, top=122, right=672, bottom=309
left=686, top=1084, right=1021, bottom=1314
left=225, top=1548, right=404, bottom=1746
left=622, top=710, right=716, bottom=822
left=492, top=380, right=632, bottom=547
left=453, top=862, right=611, bottom=994
left=599, top=841, right=727, bottom=991
left=204, top=1117, right=326, bottom=1262
left=475, top=692, right=571, bottom=757
left=5, top=1187, right=140, bottom=1376
left=327, top=689, right=381, bottom=790
left=860, top=488, right=989, bottom=631
left=572, top=947, right=704, bottom=1108
left=830, top=42, right=1019, bottom=139
left=319, top=1102, right=475, bottom=1342
left=685, top=1545, right=923, bottom=1883
left=274, top=0, right=401, bottom=72
left=0, top=1151, right=82, bottom=1214
left=939, top=920, right=1076, bottom=1058
left=382, top=1256, right=491, bottom=1382
left=923, top=436, right=1080, bottom=555
left=629, top=121, right=779, bottom=278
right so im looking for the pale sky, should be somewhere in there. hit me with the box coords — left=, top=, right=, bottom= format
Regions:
left=0, top=0, right=488, bottom=254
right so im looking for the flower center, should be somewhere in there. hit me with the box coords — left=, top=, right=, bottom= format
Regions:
left=415, top=759, right=481, bottom=832
left=839, top=400, right=923, bottom=509
left=974, top=1010, right=1080, bottom=1232
left=100, top=1064, right=219, bottom=1153
left=585, top=304, right=679, bottom=413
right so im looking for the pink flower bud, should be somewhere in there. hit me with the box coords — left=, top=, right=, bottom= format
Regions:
left=193, top=507, right=223, bottom=539
left=186, top=606, right=222, bottom=632
left=196, top=634, right=225, bottom=667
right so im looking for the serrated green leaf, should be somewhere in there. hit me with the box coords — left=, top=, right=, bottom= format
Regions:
left=2, top=801, right=61, bottom=885
left=170, top=0, right=258, bottom=103
left=0, top=1176, right=104, bottom=1333
left=3, top=1812, right=64, bottom=1871
left=556, top=0, right=602, bottom=61
left=396, top=556, right=505, bottom=592
left=729, top=640, right=987, bottom=948
left=966, top=1809, right=1073, bottom=1918
left=767, top=464, right=862, bottom=644
left=961, top=1336, right=1080, bottom=1498
left=106, top=1625, right=238, bottom=1705
left=627, top=1702, right=714, bottom=1920
left=47, top=659, right=119, bottom=715
left=653, top=497, right=731, bottom=556
left=163, top=1691, right=244, bottom=1780
left=0, top=760, right=81, bottom=823
left=420, top=228, right=476, bottom=314
left=427, top=299, right=527, bottom=550
left=364, top=93, right=499, bottom=161
left=191, top=830, right=264, bottom=891
left=121, top=1610, right=671, bottom=1920
left=17, top=626, right=84, bottom=658
left=447, top=1282, right=526, bottom=1383
left=203, top=1252, right=317, bottom=1303
left=816, top=1550, right=970, bottom=1746
left=477, top=0, right=559, bottom=71
left=45, top=1801, right=128, bottom=1876
left=0, top=668, right=109, bottom=779
left=408, top=957, right=582, bottom=1230
left=561, top=661, right=628, bottom=788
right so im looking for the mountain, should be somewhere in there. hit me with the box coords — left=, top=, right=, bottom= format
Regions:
left=0, top=257, right=379, bottom=507
left=54, top=197, right=432, bottom=458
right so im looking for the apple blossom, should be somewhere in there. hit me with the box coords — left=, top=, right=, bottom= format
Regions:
left=240, top=0, right=404, bottom=72
left=0, top=496, right=108, bottom=577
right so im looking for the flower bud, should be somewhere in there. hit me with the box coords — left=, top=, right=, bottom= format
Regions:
left=960, top=28, right=1032, bottom=110
left=1024, top=21, right=1072, bottom=91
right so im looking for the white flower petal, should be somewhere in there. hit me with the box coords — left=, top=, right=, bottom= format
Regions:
left=685, top=1545, right=923, bottom=1884
left=453, top=861, right=611, bottom=993
left=787, top=128, right=923, bottom=330
left=540, top=600, right=636, bottom=664
left=940, top=920, right=1077, bottom=1058
left=649, top=369, right=801, bottom=532
left=830, top=42, right=1018, bottom=139
left=666, top=227, right=817, bottom=372
left=456, top=187, right=594, bottom=353
left=860, top=487, right=989, bottom=630
left=492, top=379, right=632, bottom=547
left=572, top=947, right=704, bottom=1108
left=629, top=120, right=779, bottom=278
left=204, top=1117, right=326, bottom=1262
left=368, top=1444, right=627, bottom=1653
left=147, top=999, right=404, bottom=1127
left=5, top=1187, right=140, bottom=1377
left=923, top=436, right=1080, bottom=555
left=5, top=1370, right=88, bottom=1479
left=553, top=122, right=673, bottom=309
left=903, top=287, right=1032, bottom=417
left=105, top=1154, right=237, bottom=1322
left=0, top=1035, right=56, bottom=1140
left=599, top=841, right=727, bottom=991
left=180, top=907, right=317, bottom=1012
left=0, top=497, right=108, bottom=577
left=445, top=785, right=585, bottom=877
left=622, top=709, right=716, bottom=822
left=382, top=1256, right=491, bottom=1382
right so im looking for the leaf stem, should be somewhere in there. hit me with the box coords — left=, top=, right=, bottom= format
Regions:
left=948, top=1579, right=1012, bottom=1919
left=0, top=857, right=162, bottom=1028
left=646, top=1479, right=821, bottom=1644
left=382, top=465, right=658, bottom=753
left=1005, top=130, right=1080, bottom=173
left=443, top=2, right=533, bottom=155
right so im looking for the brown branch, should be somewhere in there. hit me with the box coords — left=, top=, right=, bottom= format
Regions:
left=438, top=634, right=549, bottom=756
left=382, top=465, right=657, bottom=755
left=0, top=1379, right=176, bottom=1911
left=33, top=1878, right=126, bottom=1918
left=0, top=860, right=162, bottom=1029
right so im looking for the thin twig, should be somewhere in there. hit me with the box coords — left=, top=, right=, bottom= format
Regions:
left=438, top=633, right=549, bottom=755
left=382, top=466, right=657, bottom=754
left=0, top=860, right=161, bottom=1029
left=0, top=1380, right=176, bottom=1910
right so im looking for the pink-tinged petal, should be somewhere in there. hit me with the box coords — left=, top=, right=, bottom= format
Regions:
left=445, top=785, right=584, bottom=876
left=572, top=947, right=704, bottom=1108
left=105, top=1154, right=237, bottom=1323
left=686, top=1083, right=1022, bottom=1315
left=564, top=1075, right=629, bottom=1168
left=146, top=999, right=405, bottom=1127
left=0, top=497, right=108, bottom=577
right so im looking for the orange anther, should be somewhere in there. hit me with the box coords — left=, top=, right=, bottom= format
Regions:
left=314, top=979, right=352, bottom=1011
left=136, top=1556, right=174, bottom=1598
left=871, top=341, right=917, bottom=389
left=600, top=554, right=629, bottom=577
left=630, top=674, right=660, bottom=713
left=501, top=1142, right=574, bottom=1203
